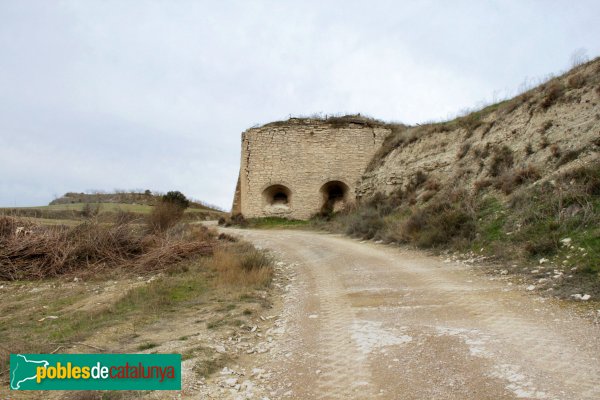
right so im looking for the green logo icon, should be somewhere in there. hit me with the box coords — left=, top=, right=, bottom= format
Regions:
left=10, top=354, right=181, bottom=390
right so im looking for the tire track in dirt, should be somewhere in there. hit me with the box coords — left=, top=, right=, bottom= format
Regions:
left=231, top=228, right=600, bottom=399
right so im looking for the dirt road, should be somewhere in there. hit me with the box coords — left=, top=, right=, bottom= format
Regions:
left=227, top=228, right=600, bottom=400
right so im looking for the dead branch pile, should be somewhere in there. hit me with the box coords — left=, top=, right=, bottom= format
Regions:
left=0, top=217, right=215, bottom=280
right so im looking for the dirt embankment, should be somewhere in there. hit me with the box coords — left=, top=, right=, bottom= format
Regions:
left=359, top=58, right=600, bottom=198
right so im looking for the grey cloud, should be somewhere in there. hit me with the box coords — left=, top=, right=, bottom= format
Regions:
left=1, top=0, right=599, bottom=208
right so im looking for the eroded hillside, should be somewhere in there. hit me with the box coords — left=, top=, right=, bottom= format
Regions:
left=359, top=58, right=599, bottom=198
left=326, top=58, right=600, bottom=299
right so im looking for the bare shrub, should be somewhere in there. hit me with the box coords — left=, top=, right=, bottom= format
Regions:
left=220, top=213, right=248, bottom=227
left=556, top=149, right=582, bottom=166
left=567, top=73, right=586, bottom=89
left=540, top=120, right=553, bottom=134
left=525, top=143, right=534, bottom=155
left=0, top=217, right=215, bottom=280
left=457, top=143, right=471, bottom=159
left=550, top=144, right=561, bottom=158
left=419, top=190, right=437, bottom=203
left=541, top=81, right=565, bottom=109
left=560, top=164, right=600, bottom=196
left=474, top=179, right=493, bottom=193
left=114, top=209, right=139, bottom=225
left=457, top=113, right=482, bottom=137
left=424, top=179, right=441, bottom=191
left=147, top=202, right=185, bottom=232
left=494, top=166, right=541, bottom=194
left=81, top=203, right=100, bottom=218
left=401, top=201, right=476, bottom=248
left=489, top=145, right=514, bottom=177
left=344, top=207, right=385, bottom=239
left=410, top=170, right=428, bottom=190
left=473, top=143, right=491, bottom=159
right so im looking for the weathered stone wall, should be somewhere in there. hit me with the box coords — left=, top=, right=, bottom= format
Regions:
left=234, top=118, right=388, bottom=220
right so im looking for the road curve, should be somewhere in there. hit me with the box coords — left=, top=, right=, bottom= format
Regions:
left=229, top=228, right=600, bottom=400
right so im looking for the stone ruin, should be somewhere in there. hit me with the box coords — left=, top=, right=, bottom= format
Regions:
left=231, top=117, right=388, bottom=220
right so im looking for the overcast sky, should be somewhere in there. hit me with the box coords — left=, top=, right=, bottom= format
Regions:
left=1, top=1, right=599, bottom=209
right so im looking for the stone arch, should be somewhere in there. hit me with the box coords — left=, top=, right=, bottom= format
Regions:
left=262, top=184, right=292, bottom=215
left=319, top=180, right=350, bottom=214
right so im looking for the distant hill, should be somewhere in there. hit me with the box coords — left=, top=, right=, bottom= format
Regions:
left=50, top=191, right=222, bottom=212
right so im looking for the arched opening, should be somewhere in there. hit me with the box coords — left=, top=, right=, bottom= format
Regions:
left=320, top=181, right=349, bottom=214
left=272, top=191, right=289, bottom=204
left=262, top=184, right=292, bottom=215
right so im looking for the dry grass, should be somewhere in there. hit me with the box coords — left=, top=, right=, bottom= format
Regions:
left=208, top=242, right=273, bottom=287
left=0, top=217, right=215, bottom=280
left=146, top=201, right=185, bottom=232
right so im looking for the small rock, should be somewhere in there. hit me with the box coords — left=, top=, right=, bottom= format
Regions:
left=526, top=285, right=536, bottom=291
left=215, top=345, right=227, bottom=354
left=220, top=367, right=234, bottom=375
left=539, top=258, right=549, bottom=265
left=223, top=377, right=238, bottom=387
left=500, top=269, right=508, bottom=275
left=38, top=316, right=58, bottom=322
left=560, top=238, right=572, bottom=246
left=308, top=314, right=318, bottom=319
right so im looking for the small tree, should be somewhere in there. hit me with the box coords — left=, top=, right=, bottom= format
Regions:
left=162, top=191, right=190, bottom=209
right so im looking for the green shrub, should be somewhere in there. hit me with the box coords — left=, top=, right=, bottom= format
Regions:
left=162, top=191, right=190, bottom=209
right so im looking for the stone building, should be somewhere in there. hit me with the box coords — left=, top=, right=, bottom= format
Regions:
left=231, top=116, right=389, bottom=220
